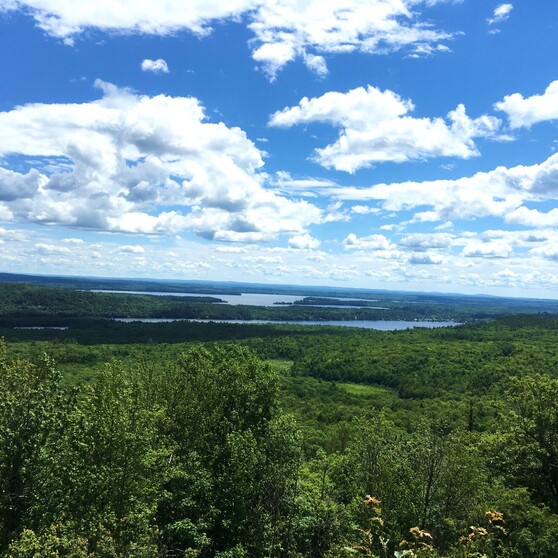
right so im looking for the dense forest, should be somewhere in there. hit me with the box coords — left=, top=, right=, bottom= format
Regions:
left=2, top=288, right=558, bottom=557
left=0, top=283, right=558, bottom=558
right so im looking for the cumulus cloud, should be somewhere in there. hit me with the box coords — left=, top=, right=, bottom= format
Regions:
left=343, top=233, right=394, bottom=251
left=62, top=237, right=85, bottom=244
left=495, top=80, right=558, bottom=128
left=0, top=167, right=46, bottom=201
left=399, top=233, right=453, bottom=251
left=249, top=0, right=455, bottom=78
left=530, top=244, right=558, bottom=262
left=0, top=81, right=321, bottom=240
left=141, top=58, right=169, bottom=73
left=269, top=86, right=501, bottom=172
left=215, top=245, right=248, bottom=253
left=316, top=152, right=558, bottom=224
left=505, top=206, right=558, bottom=228
left=409, top=253, right=444, bottom=265
left=35, top=243, right=72, bottom=255
left=462, top=239, right=513, bottom=259
left=115, top=245, right=146, bottom=254
left=288, top=233, right=320, bottom=250
left=1, top=1, right=457, bottom=76
left=0, top=0, right=259, bottom=39
left=487, top=3, right=513, bottom=26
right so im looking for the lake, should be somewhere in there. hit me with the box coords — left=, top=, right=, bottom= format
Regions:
left=14, top=326, right=69, bottom=330
left=91, top=290, right=305, bottom=306
left=113, top=318, right=459, bottom=330
left=90, top=290, right=385, bottom=308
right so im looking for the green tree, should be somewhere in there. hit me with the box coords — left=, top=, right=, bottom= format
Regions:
left=44, top=360, right=166, bottom=555
left=0, top=340, right=67, bottom=550
left=500, top=374, right=558, bottom=512
left=155, top=344, right=301, bottom=557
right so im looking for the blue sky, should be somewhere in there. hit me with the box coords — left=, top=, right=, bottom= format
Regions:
left=1, top=0, right=558, bottom=297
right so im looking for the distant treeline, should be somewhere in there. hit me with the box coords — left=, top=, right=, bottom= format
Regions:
left=1, top=282, right=557, bottom=323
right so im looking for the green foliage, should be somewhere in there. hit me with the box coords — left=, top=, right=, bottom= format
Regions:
left=5, top=525, right=89, bottom=557
left=155, top=345, right=302, bottom=557
left=492, top=374, right=558, bottom=512
left=290, top=318, right=558, bottom=398
left=0, top=341, right=302, bottom=556
left=2, top=313, right=558, bottom=557
left=0, top=340, right=67, bottom=549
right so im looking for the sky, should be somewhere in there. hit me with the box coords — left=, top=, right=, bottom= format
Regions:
left=1, top=1, right=558, bottom=298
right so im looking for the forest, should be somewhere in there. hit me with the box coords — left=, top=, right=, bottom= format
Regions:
left=1, top=282, right=558, bottom=324
left=1, top=281, right=558, bottom=557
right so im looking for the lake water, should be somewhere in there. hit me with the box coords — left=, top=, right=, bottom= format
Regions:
left=14, top=326, right=69, bottom=330
left=91, top=290, right=305, bottom=306
left=299, top=305, right=387, bottom=309
left=113, top=318, right=459, bottom=330
left=90, top=290, right=385, bottom=308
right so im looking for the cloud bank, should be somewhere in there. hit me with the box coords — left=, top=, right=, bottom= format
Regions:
left=1, top=0, right=458, bottom=76
left=0, top=81, right=321, bottom=239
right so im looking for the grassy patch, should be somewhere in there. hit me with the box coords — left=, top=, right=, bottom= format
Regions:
left=267, top=359, right=293, bottom=373
left=336, top=382, right=394, bottom=397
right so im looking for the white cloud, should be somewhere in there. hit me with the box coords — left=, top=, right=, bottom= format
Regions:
left=505, top=206, right=558, bottom=228
left=321, top=152, right=558, bottom=224
left=302, top=53, right=328, bottom=77
left=495, top=80, right=558, bottom=128
left=269, top=86, right=500, bottom=172
left=322, top=201, right=350, bottom=223
left=351, top=205, right=381, bottom=215
left=0, top=167, right=46, bottom=201
left=343, top=232, right=394, bottom=251
left=0, top=227, right=27, bottom=241
left=475, top=229, right=554, bottom=246
left=530, top=244, right=558, bottom=262
left=462, top=239, right=513, bottom=259
left=249, top=0, right=455, bottom=78
left=0, top=0, right=259, bottom=38
left=435, top=221, right=454, bottom=231
left=115, top=245, right=146, bottom=254
left=141, top=58, right=169, bottom=73
left=288, top=233, right=320, bottom=250
left=215, top=245, right=249, bottom=253
left=409, top=253, right=444, bottom=265
left=2, top=1, right=457, bottom=77
left=213, top=230, right=269, bottom=243
left=35, top=243, right=72, bottom=255
left=270, top=171, right=339, bottom=197
left=398, top=233, right=453, bottom=251
left=0, top=81, right=321, bottom=240
left=487, top=3, right=513, bottom=26
left=407, top=43, right=450, bottom=59
left=62, top=237, right=85, bottom=244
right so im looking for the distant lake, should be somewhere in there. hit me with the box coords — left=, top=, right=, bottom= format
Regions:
left=14, top=326, right=69, bottom=330
left=90, top=290, right=388, bottom=308
left=294, top=304, right=388, bottom=309
left=113, top=318, right=460, bottom=330
left=91, top=290, right=304, bottom=306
